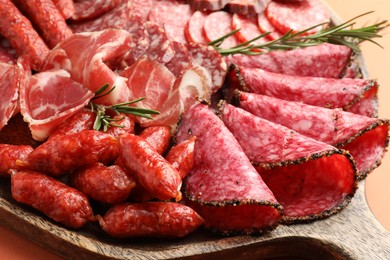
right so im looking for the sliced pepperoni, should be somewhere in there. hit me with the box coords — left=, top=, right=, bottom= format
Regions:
left=0, top=0, right=49, bottom=71
left=228, top=43, right=353, bottom=78
left=71, top=0, right=122, bottom=21
left=148, top=0, right=193, bottom=44
left=219, top=102, right=357, bottom=223
left=236, top=91, right=389, bottom=180
left=204, top=11, right=239, bottom=49
left=98, top=202, right=204, bottom=238
left=265, top=0, right=330, bottom=35
left=19, top=69, right=94, bottom=141
left=257, top=12, right=284, bottom=40
left=228, top=64, right=378, bottom=117
left=185, top=11, right=209, bottom=44
left=13, top=0, right=73, bottom=48
left=232, top=13, right=267, bottom=45
left=176, top=102, right=282, bottom=234
left=226, top=0, right=269, bottom=15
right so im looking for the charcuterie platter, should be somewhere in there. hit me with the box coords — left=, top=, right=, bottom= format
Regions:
left=1, top=0, right=390, bottom=259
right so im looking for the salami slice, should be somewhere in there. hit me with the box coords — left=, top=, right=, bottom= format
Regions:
left=236, top=91, right=389, bottom=180
left=0, top=62, right=19, bottom=131
left=188, top=43, right=227, bottom=93
left=164, top=41, right=193, bottom=77
left=185, top=11, right=209, bottom=44
left=228, top=64, right=378, bottom=117
left=219, top=102, right=357, bottom=222
left=144, top=22, right=175, bottom=64
left=0, top=0, right=49, bottom=71
left=204, top=11, right=240, bottom=49
left=176, top=102, right=282, bottom=234
left=228, top=43, right=353, bottom=78
left=42, top=29, right=132, bottom=105
left=232, top=13, right=267, bottom=45
left=226, top=0, right=269, bottom=15
left=257, top=12, right=284, bottom=41
left=52, top=0, right=75, bottom=19
left=71, top=0, right=122, bottom=21
left=148, top=0, right=193, bottom=44
left=13, top=0, right=73, bottom=48
left=265, top=0, right=330, bottom=35
left=19, top=69, right=94, bottom=141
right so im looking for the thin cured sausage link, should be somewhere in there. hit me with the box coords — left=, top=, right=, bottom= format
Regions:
left=0, top=144, right=33, bottom=177
left=98, top=202, right=204, bottom=238
left=139, top=125, right=172, bottom=155
left=11, top=170, right=95, bottom=228
left=13, top=0, right=73, bottom=48
left=0, top=0, right=49, bottom=71
left=166, top=136, right=197, bottom=179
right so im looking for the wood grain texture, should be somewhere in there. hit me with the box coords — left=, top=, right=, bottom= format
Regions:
left=0, top=1, right=389, bottom=259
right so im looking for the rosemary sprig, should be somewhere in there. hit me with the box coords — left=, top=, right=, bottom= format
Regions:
left=210, top=11, right=388, bottom=55
left=89, top=84, right=160, bottom=131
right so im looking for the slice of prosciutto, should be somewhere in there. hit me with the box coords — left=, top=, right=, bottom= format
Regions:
left=228, top=43, right=353, bottom=78
left=19, top=65, right=94, bottom=141
left=176, top=102, right=283, bottom=235
left=227, top=64, right=378, bottom=117
left=235, top=91, right=389, bottom=180
left=219, top=102, right=357, bottom=223
left=41, top=29, right=132, bottom=105
left=0, top=62, right=19, bottom=131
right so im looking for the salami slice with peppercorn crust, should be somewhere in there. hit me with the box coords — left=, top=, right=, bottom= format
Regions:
left=219, top=102, right=358, bottom=223
left=235, top=91, right=389, bottom=180
left=227, top=64, right=378, bottom=117
left=175, top=102, right=283, bottom=235
left=228, top=43, right=353, bottom=78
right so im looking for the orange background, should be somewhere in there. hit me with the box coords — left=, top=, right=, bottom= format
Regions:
left=0, top=1, right=389, bottom=259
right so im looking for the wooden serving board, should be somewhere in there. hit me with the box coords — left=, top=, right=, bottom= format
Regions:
left=1, top=2, right=390, bottom=259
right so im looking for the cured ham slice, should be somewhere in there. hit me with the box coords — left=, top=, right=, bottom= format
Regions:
left=228, top=43, right=353, bottom=78
left=235, top=91, right=389, bottom=180
left=0, top=62, right=19, bottom=131
left=120, top=58, right=178, bottom=128
left=265, top=0, right=330, bottom=35
left=219, top=102, right=357, bottom=223
left=148, top=0, right=193, bottom=44
left=19, top=65, right=94, bottom=141
left=228, top=64, right=378, bottom=117
left=176, top=102, right=282, bottom=234
left=42, top=29, right=132, bottom=105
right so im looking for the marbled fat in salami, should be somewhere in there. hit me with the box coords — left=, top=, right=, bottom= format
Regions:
left=99, top=202, right=204, bottom=238
left=236, top=91, right=389, bottom=180
left=176, top=102, right=282, bottom=234
left=265, top=0, right=330, bottom=35
left=228, top=43, right=353, bottom=78
left=228, top=64, right=378, bottom=117
left=219, top=102, right=357, bottom=223
left=148, top=0, right=193, bottom=44
left=165, top=41, right=193, bottom=77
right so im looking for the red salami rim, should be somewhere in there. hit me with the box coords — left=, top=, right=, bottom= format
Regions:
left=227, top=63, right=378, bottom=114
